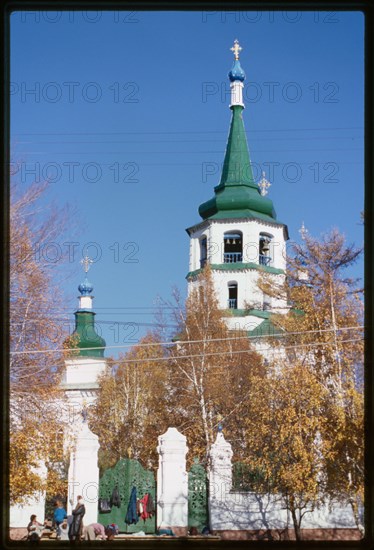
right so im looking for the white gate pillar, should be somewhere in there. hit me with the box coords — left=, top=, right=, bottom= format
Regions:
left=157, top=427, right=188, bottom=536
left=208, top=429, right=233, bottom=513
left=67, top=420, right=100, bottom=525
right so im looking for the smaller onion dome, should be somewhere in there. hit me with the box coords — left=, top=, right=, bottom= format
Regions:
left=228, top=59, right=246, bottom=82
left=78, top=276, right=94, bottom=296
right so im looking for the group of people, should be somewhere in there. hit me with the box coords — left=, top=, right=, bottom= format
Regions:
left=27, top=496, right=115, bottom=542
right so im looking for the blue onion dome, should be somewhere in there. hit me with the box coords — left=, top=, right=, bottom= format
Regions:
left=228, top=59, right=246, bottom=82
left=78, top=276, right=94, bottom=295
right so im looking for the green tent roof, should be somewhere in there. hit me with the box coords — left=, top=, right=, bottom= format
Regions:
left=198, top=105, right=277, bottom=222
left=66, top=310, right=106, bottom=358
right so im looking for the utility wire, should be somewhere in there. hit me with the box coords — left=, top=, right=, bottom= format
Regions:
left=16, top=148, right=364, bottom=154
left=14, top=126, right=364, bottom=136
left=12, top=338, right=363, bottom=380
left=16, top=136, right=363, bottom=145
left=9, top=325, right=364, bottom=356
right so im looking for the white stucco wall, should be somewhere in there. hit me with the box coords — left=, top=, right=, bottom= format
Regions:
left=208, top=431, right=359, bottom=533
left=189, top=269, right=287, bottom=314
left=63, top=357, right=107, bottom=386
left=188, top=219, right=287, bottom=274
left=187, top=219, right=288, bottom=318
left=10, top=462, right=48, bottom=528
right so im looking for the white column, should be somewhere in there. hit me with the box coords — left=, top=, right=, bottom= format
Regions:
left=157, top=427, right=188, bottom=535
left=230, top=80, right=244, bottom=107
left=67, top=421, right=100, bottom=525
left=78, top=295, right=93, bottom=309
left=208, top=431, right=233, bottom=503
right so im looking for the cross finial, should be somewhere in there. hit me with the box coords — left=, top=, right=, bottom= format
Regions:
left=230, top=39, right=242, bottom=60
left=299, top=221, right=309, bottom=240
left=258, top=171, right=271, bottom=196
left=80, top=255, right=93, bottom=274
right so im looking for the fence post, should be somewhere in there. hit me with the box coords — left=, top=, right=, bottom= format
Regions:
left=208, top=429, right=233, bottom=530
left=67, top=420, right=100, bottom=524
left=157, top=427, right=189, bottom=536
left=209, top=429, right=233, bottom=499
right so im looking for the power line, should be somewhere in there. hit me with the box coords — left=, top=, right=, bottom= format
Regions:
left=13, top=126, right=364, bottom=136
left=10, top=325, right=364, bottom=357
left=15, top=148, right=364, bottom=155
left=12, top=338, right=363, bottom=380
left=16, top=136, right=363, bottom=145
left=10, top=319, right=178, bottom=328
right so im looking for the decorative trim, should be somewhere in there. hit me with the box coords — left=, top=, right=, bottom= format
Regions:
left=186, top=263, right=284, bottom=279
left=187, top=217, right=289, bottom=241
left=60, top=382, right=100, bottom=390
left=225, top=309, right=271, bottom=319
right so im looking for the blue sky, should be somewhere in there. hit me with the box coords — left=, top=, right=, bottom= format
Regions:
left=10, top=10, right=364, bottom=356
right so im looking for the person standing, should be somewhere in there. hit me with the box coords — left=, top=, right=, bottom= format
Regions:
left=68, top=496, right=85, bottom=542
left=53, top=500, right=67, bottom=539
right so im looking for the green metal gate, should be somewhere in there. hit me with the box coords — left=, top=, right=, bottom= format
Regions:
left=188, top=459, right=208, bottom=531
left=98, top=458, right=156, bottom=533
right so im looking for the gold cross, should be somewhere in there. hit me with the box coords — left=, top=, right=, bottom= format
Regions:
left=299, top=221, right=309, bottom=240
left=258, top=171, right=271, bottom=196
left=230, top=39, right=242, bottom=60
left=80, top=255, right=93, bottom=273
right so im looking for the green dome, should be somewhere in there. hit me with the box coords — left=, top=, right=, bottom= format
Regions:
left=199, top=105, right=276, bottom=222
left=68, top=311, right=106, bottom=358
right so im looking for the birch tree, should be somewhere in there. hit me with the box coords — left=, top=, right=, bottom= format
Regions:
left=10, top=179, right=73, bottom=503
left=250, top=228, right=364, bottom=537
left=167, top=265, right=265, bottom=463
left=92, top=333, right=168, bottom=470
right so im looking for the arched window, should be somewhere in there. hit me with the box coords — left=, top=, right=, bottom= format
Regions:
left=200, top=237, right=208, bottom=268
left=228, top=281, right=238, bottom=309
left=223, top=231, right=243, bottom=263
left=259, top=233, right=273, bottom=266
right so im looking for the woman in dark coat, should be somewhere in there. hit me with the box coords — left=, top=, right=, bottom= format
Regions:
left=68, top=496, right=86, bottom=542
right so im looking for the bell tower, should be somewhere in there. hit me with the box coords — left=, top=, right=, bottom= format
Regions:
left=62, top=256, right=108, bottom=419
left=186, top=41, right=289, bottom=335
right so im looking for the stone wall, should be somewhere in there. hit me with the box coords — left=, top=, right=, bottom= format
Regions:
left=208, top=430, right=361, bottom=538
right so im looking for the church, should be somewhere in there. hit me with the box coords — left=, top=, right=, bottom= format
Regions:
left=10, top=40, right=360, bottom=540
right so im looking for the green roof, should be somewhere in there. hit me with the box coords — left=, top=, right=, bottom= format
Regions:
left=66, top=311, right=106, bottom=358
left=198, top=105, right=277, bottom=222
left=248, top=318, right=284, bottom=338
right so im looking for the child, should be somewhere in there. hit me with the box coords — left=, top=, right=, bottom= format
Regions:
left=53, top=500, right=67, bottom=538
left=59, top=519, right=69, bottom=541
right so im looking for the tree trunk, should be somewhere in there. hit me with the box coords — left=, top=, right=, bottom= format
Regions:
left=329, top=276, right=343, bottom=397
left=289, top=496, right=302, bottom=541
left=349, top=495, right=364, bottom=535
left=199, top=391, right=212, bottom=458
